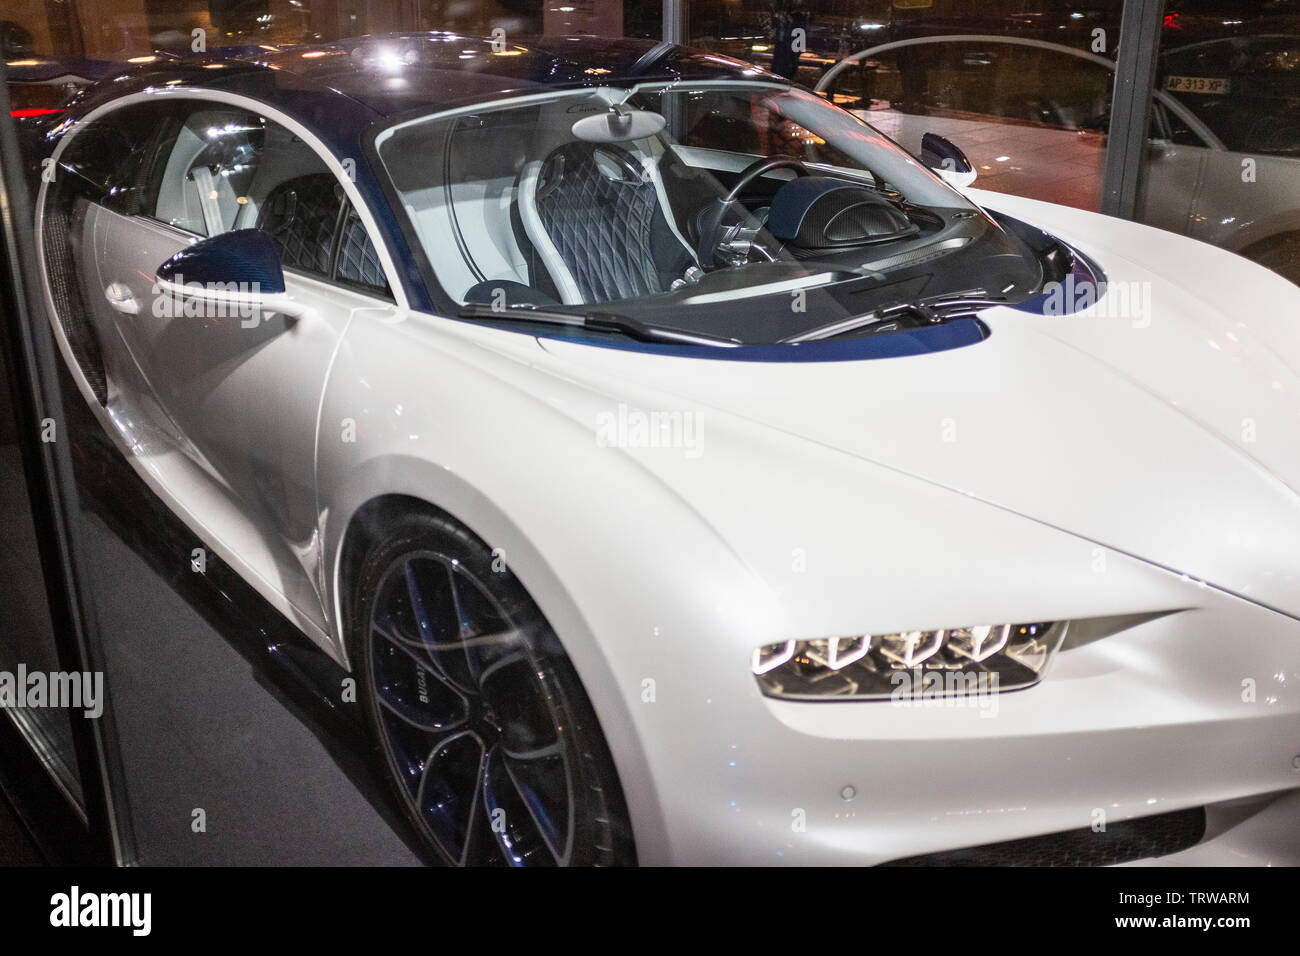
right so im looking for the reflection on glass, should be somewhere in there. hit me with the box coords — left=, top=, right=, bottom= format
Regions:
left=0, top=332, right=85, bottom=812
left=1145, top=21, right=1300, bottom=284
left=690, top=2, right=1122, bottom=212
left=377, top=77, right=1049, bottom=346
left=3, top=1, right=658, bottom=62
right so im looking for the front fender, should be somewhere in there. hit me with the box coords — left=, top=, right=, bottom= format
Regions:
left=313, top=310, right=771, bottom=864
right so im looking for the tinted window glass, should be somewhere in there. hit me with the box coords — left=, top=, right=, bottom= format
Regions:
left=147, top=106, right=389, bottom=294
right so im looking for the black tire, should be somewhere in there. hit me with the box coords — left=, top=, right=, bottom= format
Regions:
left=1243, top=232, right=1300, bottom=287
left=347, top=508, right=635, bottom=866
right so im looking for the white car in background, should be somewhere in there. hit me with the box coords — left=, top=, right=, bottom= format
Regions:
left=818, top=34, right=1300, bottom=283
left=35, top=34, right=1300, bottom=866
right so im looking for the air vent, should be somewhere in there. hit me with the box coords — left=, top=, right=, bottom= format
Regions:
left=882, top=806, right=1206, bottom=867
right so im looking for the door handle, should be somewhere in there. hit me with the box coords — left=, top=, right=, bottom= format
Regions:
left=104, top=282, right=139, bottom=315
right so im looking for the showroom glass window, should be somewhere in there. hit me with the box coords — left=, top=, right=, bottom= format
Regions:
left=687, top=0, right=1126, bottom=213
left=0, top=315, right=84, bottom=814
left=1140, top=4, right=1300, bottom=285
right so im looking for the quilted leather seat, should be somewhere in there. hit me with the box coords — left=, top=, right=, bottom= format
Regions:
left=255, top=173, right=389, bottom=295
left=527, top=142, right=694, bottom=304
left=257, top=173, right=340, bottom=277
left=337, top=208, right=387, bottom=290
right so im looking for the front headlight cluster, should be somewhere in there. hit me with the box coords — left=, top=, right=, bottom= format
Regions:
left=752, top=622, right=1065, bottom=700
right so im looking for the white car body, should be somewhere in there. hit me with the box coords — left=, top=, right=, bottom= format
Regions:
left=318, top=192, right=1300, bottom=864
left=37, top=45, right=1300, bottom=865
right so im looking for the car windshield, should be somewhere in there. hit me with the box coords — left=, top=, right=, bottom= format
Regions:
left=375, top=81, right=1047, bottom=345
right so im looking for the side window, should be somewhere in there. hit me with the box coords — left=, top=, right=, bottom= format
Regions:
left=677, top=90, right=860, bottom=169
left=680, top=90, right=765, bottom=154
left=1151, top=100, right=1209, bottom=149
left=153, top=110, right=267, bottom=237
left=53, top=101, right=173, bottom=218
left=335, top=207, right=391, bottom=291
left=147, top=105, right=390, bottom=297
left=257, top=172, right=344, bottom=277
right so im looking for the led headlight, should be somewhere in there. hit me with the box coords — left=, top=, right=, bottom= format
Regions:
left=752, top=622, right=1065, bottom=700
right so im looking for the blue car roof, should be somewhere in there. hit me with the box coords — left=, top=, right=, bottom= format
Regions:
left=65, top=33, right=787, bottom=169
left=72, top=33, right=782, bottom=125
left=250, top=34, right=782, bottom=116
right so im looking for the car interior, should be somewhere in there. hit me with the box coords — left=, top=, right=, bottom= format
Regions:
left=382, top=90, right=724, bottom=310
left=378, top=85, right=951, bottom=312
left=153, top=109, right=389, bottom=295
left=377, top=84, right=1048, bottom=343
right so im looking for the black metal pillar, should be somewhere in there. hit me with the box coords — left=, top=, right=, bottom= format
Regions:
left=1101, top=0, right=1167, bottom=218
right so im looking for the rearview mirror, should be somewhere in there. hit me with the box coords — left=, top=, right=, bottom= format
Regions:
left=921, top=133, right=977, bottom=189
left=155, top=229, right=305, bottom=326
left=572, top=105, right=666, bottom=143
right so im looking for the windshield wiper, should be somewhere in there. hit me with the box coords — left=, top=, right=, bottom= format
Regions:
left=778, top=289, right=1006, bottom=344
left=458, top=303, right=742, bottom=348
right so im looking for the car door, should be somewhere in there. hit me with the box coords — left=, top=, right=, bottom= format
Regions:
left=74, top=97, right=397, bottom=615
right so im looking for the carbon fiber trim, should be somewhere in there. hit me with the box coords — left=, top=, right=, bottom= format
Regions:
left=42, top=199, right=107, bottom=405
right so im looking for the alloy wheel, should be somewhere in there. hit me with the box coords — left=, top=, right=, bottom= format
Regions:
left=366, top=550, right=575, bottom=866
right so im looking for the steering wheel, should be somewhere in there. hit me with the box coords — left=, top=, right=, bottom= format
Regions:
left=724, top=155, right=812, bottom=203
left=695, top=155, right=812, bottom=268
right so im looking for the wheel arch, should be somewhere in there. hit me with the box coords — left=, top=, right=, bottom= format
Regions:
left=324, top=454, right=571, bottom=671
left=1237, top=226, right=1300, bottom=282
left=320, top=453, right=674, bottom=859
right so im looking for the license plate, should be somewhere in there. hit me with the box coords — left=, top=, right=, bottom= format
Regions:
left=1164, top=75, right=1229, bottom=94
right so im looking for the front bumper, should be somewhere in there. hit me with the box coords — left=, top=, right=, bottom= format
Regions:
left=632, top=584, right=1300, bottom=865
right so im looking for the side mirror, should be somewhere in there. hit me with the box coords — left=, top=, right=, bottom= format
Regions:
left=921, top=132, right=977, bottom=189
left=155, top=229, right=305, bottom=324
left=1147, top=137, right=1176, bottom=160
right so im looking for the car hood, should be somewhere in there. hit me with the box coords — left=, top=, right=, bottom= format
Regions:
left=534, top=193, right=1300, bottom=620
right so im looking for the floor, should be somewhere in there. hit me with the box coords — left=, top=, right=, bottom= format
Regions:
left=0, top=789, right=44, bottom=866
left=0, top=360, right=426, bottom=864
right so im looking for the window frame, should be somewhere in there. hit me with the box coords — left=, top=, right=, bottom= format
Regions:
left=134, top=101, right=395, bottom=302
left=46, top=89, right=408, bottom=311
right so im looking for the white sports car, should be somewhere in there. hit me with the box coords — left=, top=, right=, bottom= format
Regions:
left=35, top=33, right=1300, bottom=866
